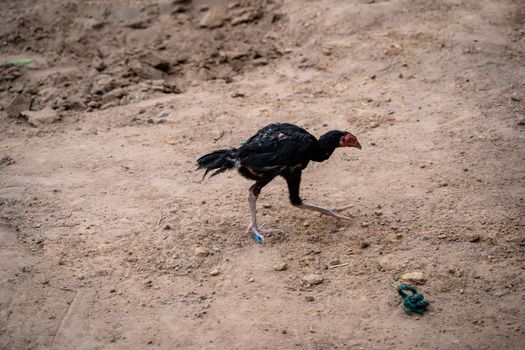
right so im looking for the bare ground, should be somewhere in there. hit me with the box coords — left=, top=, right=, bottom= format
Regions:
left=1, top=0, right=524, bottom=349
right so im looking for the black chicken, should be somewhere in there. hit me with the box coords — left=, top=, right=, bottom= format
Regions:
left=197, top=123, right=361, bottom=242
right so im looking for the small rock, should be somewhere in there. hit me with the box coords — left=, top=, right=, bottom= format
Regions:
left=231, top=92, right=245, bottom=98
left=92, top=74, right=118, bottom=93
left=369, top=121, right=379, bottom=128
left=194, top=247, right=210, bottom=257
left=400, top=271, right=426, bottom=285
left=158, top=111, right=169, bottom=118
left=322, top=47, right=332, bottom=56
left=127, top=60, right=163, bottom=80
left=329, top=259, right=341, bottom=266
left=274, top=262, right=288, bottom=271
left=305, top=296, right=315, bottom=302
left=6, top=94, right=32, bottom=118
left=492, top=289, right=510, bottom=298
left=199, top=6, right=227, bottom=28
left=248, top=277, right=254, bottom=283
left=163, top=224, right=171, bottom=230
left=169, top=208, right=177, bottom=213
left=374, top=210, right=383, bottom=216
left=360, top=241, right=370, bottom=249
left=210, top=269, right=220, bottom=276
left=109, top=288, right=116, bottom=293
left=102, top=88, right=126, bottom=104
left=87, top=101, right=101, bottom=109
left=438, top=182, right=448, bottom=187
left=252, top=57, right=268, bottom=66
left=361, top=222, right=370, bottom=228
left=468, top=234, right=481, bottom=243
left=510, top=92, right=522, bottom=102
left=20, top=107, right=60, bottom=126
left=302, top=273, right=324, bottom=286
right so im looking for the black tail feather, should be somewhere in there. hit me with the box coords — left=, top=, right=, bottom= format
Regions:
left=197, top=148, right=237, bottom=179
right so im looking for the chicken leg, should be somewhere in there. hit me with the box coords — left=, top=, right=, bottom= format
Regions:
left=285, top=168, right=353, bottom=221
left=246, top=179, right=278, bottom=242
left=297, top=202, right=353, bottom=220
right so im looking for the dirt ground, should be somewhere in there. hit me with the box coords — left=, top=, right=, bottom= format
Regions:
left=1, top=0, right=524, bottom=349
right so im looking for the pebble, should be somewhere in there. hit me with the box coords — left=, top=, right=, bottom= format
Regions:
left=468, top=234, right=481, bottom=243
left=194, top=246, right=210, bottom=257
left=252, top=58, right=268, bottom=66
left=329, top=259, right=341, bottom=266
left=322, top=47, right=332, bottom=56
left=209, top=269, right=220, bottom=276
left=492, top=289, right=510, bottom=297
left=369, top=121, right=379, bottom=128
left=169, top=208, right=177, bottom=214
left=158, top=111, right=169, bottom=118
left=109, top=288, right=116, bottom=293
left=302, top=273, right=324, bottom=286
left=305, top=296, right=315, bottom=302
left=400, top=271, right=426, bottom=285
left=360, top=241, right=370, bottom=249
left=199, top=6, right=227, bottom=28
left=248, top=277, right=254, bottom=283
left=374, top=210, right=383, bottom=216
left=510, top=92, right=522, bottom=101
left=274, top=262, right=288, bottom=271
left=361, top=221, right=370, bottom=228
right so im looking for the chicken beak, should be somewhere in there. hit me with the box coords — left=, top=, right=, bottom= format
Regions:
left=356, top=142, right=362, bottom=150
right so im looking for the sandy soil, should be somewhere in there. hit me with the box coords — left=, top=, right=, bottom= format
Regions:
left=1, top=0, right=524, bottom=349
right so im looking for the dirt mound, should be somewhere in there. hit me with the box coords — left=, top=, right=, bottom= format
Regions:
left=1, top=0, right=286, bottom=116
